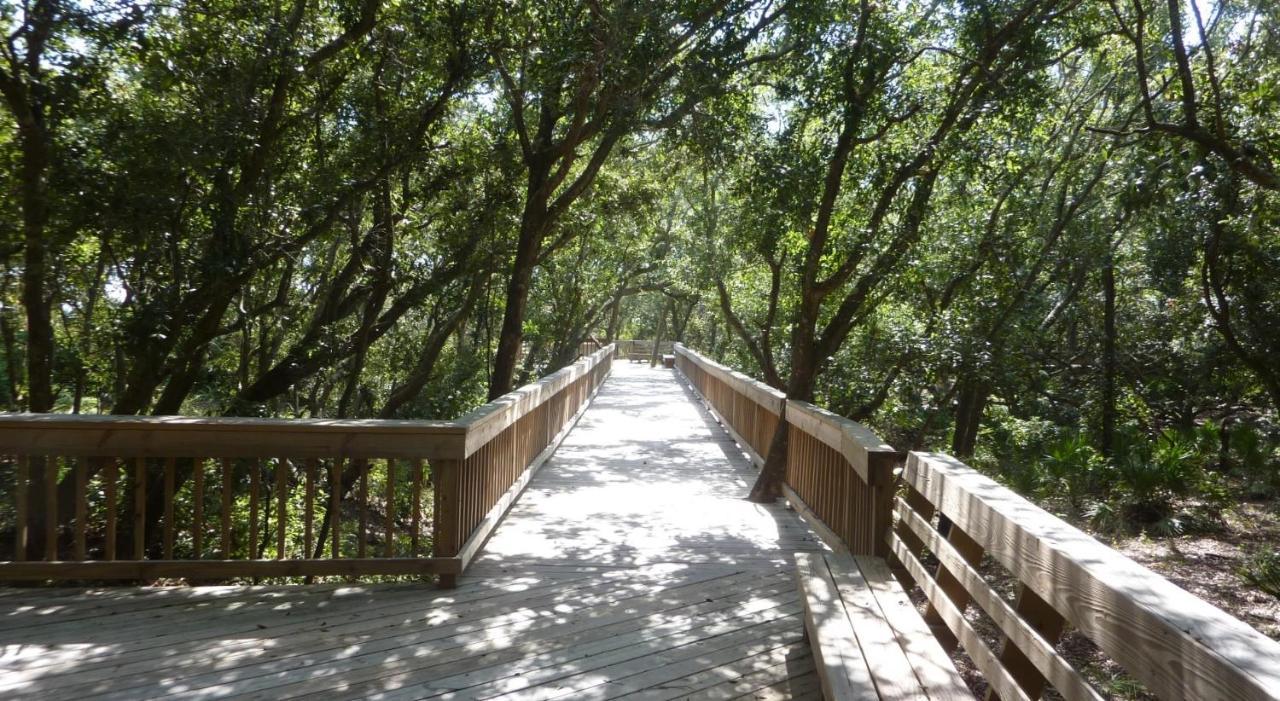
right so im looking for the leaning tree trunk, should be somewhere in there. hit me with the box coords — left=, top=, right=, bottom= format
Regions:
left=748, top=321, right=820, bottom=503
left=490, top=215, right=544, bottom=400
left=1101, top=246, right=1117, bottom=459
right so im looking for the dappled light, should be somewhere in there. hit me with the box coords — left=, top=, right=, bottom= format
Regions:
left=1, top=363, right=823, bottom=699
left=4, top=0, right=1280, bottom=696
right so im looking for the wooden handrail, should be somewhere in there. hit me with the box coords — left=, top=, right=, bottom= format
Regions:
left=0, top=344, right=614, bottom=585
left=894, top=451, right=1280, bottom=700
left=616, top=339, right=674, bottom=357
left=435, top=345, right=614, bottom=585
left=0, top=414, right=466, bottom=459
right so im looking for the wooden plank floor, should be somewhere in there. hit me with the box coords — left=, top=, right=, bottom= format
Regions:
left=0, top=362, right=826, bottom=700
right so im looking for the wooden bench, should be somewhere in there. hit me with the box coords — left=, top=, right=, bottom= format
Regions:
left=796, top=551, right=970, bottom=700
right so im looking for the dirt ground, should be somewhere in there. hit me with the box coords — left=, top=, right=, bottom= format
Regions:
left=1108, top=500, right=1280, bottom=641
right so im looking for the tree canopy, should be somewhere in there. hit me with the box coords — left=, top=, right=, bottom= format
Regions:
left=3, top=0, right=1279, bottom=523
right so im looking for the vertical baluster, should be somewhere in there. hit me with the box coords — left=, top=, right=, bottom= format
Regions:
left=924, top=522, right=986, bottom=654
left=74, top=458, right=87, bottom=560
left=358, top=459, right=368, bottom=559
left=162, top=458, right=175, bottom=559
left=14, top=455, right=28, bottom=562
left=44, top=457, right=58, bottom=561
left=410, top=458, right=423, bottom=557
left=133, top=457, right=147, bottom=559
left=249, top=458, right=260, bottom=559
left=304, top=458, right=316, bottom=558
left=385, top=459, right=395, bottom=558
left=330, top=458, right=341, bottom=558
left=986, top=586, right=1067, bottom=701
left=220, top=457, right=232, bottom=558
left=104, top=460, right=118, bottom=560
left=276, top=457, right=288, bottom=559
left=192, top=459, right=205, bottom=559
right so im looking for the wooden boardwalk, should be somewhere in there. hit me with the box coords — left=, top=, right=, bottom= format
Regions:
left=0, top=362, right=827, bottom=700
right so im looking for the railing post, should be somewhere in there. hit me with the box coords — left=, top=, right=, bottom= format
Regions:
left=432, top=458, right=462, bottom=588
left=865, top=451, right=901, bottom=558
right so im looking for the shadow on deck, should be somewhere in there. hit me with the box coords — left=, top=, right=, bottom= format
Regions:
left=4, top=349, right=1279, bottom=701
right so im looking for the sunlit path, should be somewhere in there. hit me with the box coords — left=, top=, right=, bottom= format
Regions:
left=473, top=362, right=827, bottom=572
left=0, top=362, right=825, bottom=700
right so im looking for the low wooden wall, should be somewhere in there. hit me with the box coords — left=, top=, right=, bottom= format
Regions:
left=616, top=339, right=674, bottom=360
left=0, top=345, right=613, bottom=585
left=435, top=345, right=613, bottom=585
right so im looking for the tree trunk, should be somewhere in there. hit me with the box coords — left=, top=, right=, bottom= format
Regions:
left=17, top=80, right=54, bottom=559
left=0, top=286, right=19, bottom=410
left=606, top=300, right=621, bottom=342
left=19, top=111, right=52, bottom=412
left=748, top=312, right=820, bottom=503
left=950, top=378, right=989, bottom=459
left=1101, top=246, right=1117, bottom=458
left=749, top=421, right=791, bottom=502
left=649, top=301, right=669, bottom=367
left=490, top=213, right=544, bottom=400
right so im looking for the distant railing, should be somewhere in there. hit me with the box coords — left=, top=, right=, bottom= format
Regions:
left=0, top=345, right=613, bottom=586
left=673, top=343, right=1280, bottom=700
left=616, top=339, right=673, bottom=361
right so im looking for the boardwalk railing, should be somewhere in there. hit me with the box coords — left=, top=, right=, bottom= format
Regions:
left=893, top=451, right=1280, bottom=701
left=617, top=339, right=673, bottom=361
left=0, top=344, right=613, bottom=585
left=673, top=343, right=1280, bottom=700
left=673, top=343, right=898, bottom=556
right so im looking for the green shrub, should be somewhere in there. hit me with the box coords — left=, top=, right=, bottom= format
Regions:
left=1040, top=433, right=1105, bottom=508
left=1092, top=429, right=1227, bottom=534
left=1231, top=425, right=1280, bottom=498
left=1239, top=547, right=1280, bottom=600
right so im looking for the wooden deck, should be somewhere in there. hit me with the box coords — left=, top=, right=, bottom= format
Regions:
left=0, top=362, right=828, bottom=700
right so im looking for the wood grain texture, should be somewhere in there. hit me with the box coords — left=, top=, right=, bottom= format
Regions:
left=895, top=496, right=1101, bottom=701
left=794, top=552, right=879, bottom=700
left=824, top=552, right=932, bottom=700
left=0, top=414, right=466, bottom=460
left=904, top=450, right=1280, bottom=701
left=889, top=530, right=1033, bottom=701
left=0, top=557, right=460, bottom=580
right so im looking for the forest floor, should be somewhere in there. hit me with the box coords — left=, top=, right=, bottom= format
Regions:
left=1108, top=499, right=1280, bottom=641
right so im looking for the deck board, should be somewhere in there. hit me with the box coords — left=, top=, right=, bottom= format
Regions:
left=0, top=363, right=823, bottom=699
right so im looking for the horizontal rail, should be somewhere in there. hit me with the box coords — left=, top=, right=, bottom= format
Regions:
left=0, top=415, right=465, bottom=459
left=0, top=344, right=614, bottom=585
left=616, top=339, right=674, bottom=359
left=434, top=345, right=613, bottom=585
left=0, top=557, right=461, bottom=580
left=456, top=345, right=612, bottom=458
left=896, top=451, right=1280, bottom=701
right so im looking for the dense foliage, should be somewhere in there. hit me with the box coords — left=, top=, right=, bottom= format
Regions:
left=2, top=1, right=1278, bottom=543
